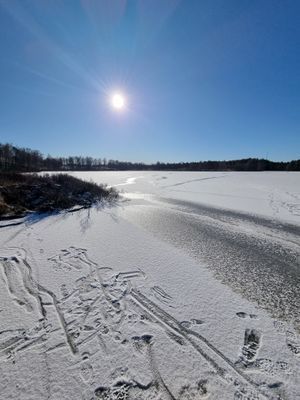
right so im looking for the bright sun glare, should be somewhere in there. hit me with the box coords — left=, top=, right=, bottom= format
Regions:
left=110, top=92, right=126, bottom=110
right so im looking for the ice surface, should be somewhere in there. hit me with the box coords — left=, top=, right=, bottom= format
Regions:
left=0, top=172, right=299, bottom=399
left=57, top=171, right=300, bottom=225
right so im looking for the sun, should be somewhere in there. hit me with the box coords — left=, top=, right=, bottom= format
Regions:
left=110, top=92, right=126, bottom=110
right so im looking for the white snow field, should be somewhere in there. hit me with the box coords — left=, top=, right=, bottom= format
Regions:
left=0, top=171, right=300, bottom=400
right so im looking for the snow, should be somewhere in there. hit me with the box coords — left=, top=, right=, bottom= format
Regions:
left=63, top=171, right=300, bottom=225
left=0, top=171, right=300, bottom=399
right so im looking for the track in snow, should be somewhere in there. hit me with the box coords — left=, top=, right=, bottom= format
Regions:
left=122, top=197, right=300, bottom=331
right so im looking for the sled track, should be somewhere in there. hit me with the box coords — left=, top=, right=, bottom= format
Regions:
left=0, top=247, right=285, bottom=399
left=130, top=289, right=278, bottom=400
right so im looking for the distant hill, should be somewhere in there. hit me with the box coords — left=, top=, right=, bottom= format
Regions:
left=0, top=143, right=299, bottom=172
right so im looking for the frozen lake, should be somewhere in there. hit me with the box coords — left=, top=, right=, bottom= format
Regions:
left=0, top=171, right=299, bottom=399
left=64, top=170, right=300, bottom=224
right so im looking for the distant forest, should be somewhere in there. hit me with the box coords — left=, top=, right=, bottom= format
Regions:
left=0, top=143, right=299, bottom=172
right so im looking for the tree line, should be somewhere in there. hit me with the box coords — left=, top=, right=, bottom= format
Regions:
left=0, top=143, right=299, bottom=172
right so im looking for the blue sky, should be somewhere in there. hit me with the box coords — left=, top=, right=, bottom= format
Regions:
left=0, top=0, right=299, bottom=162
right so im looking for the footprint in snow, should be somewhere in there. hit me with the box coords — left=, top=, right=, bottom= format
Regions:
left=179, top=380, right=209, bottom=399
left=80, top=361, right=93, bottom=383
left=180, top=319, right=204, bottom=329
left=236, top=329, right=261, bottom=367
left=236, top=312, right=258, bottom=320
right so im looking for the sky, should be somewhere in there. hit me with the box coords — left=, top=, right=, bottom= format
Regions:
left=0, top=0, right=299, bottom=163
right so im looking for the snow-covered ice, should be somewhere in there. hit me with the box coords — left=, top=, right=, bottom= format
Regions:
left=0, top=171, right=299, bottom=399
left=60, top=171, right=300, bottom=224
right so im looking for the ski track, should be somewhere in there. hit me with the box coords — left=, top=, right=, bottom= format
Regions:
left=162, top=175, right=227, bottom=188
left=1, top=245, right=298, bottom=399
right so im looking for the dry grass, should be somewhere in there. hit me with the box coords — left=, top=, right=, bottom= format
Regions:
left=0, top=173, right=118, bottom=218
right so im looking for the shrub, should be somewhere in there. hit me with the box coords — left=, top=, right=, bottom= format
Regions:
left=0, top=173, right=118, bottom=217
